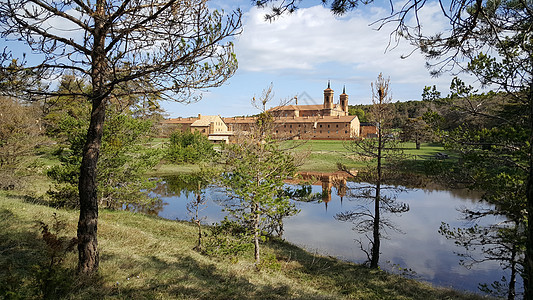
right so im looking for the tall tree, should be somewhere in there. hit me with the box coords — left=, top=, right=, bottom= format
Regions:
left=0, top=0, right=241, bottom=273
left=400, top=117, right=433, bottom=149
left=337, top=74, right=409, bottom=269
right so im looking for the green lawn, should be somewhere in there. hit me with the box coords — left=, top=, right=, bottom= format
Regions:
left=0, top=192, right=487, bottom=300
left=149, top=138, right=452, bottom=174
left=286, top=140, right=451, bottom=173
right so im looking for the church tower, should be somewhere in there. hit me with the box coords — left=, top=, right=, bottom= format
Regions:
left=323, top=81, right=334, bottom=110
left=340, top=85, right=348, bottom=114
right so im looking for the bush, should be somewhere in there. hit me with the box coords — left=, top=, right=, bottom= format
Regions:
left=166, top=131, right=216, bottom=164
left=203, top=218, right=253, bottom=261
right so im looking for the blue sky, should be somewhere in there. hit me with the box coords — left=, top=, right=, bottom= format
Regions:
left=163, top=0, right=477, bottom=118
left=1, top=1, right=479, bottom=118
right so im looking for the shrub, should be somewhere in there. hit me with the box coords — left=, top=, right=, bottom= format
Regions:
left=166, top=130, right=216, bottom=164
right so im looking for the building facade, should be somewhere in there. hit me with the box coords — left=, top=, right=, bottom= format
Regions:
left=161, top=83, right=378, bottom=141
left=224, top=83, right=359, bottom=140
left=160, top=114, right=233, bottom=143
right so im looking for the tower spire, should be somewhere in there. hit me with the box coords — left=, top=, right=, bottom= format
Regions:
left=327, top=80, right=331, bottom=89
left=342, top=85, right=346, bottom=94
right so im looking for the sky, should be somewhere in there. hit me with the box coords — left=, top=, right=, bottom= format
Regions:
left=1, top=0, right=479, bottom=118
left=160, top=0, right=479, bottom=118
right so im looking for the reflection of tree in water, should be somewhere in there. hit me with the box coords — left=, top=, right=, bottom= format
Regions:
left=335, top=170, right=409, bottom=268
left=154, top=174, right=211, bottom=198
left=124, top=197, right=166, bottom=216
left=439, top=175, right=525, bottom=300
left=145, top=174, right=214, bottom=216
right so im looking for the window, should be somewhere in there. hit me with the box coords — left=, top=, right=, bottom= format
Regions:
left=320, top=124, right=323, bottom=128
left=336, top=124, right=339, bottom=128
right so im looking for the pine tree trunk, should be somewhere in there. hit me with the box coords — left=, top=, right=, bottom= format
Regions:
left=77, top=96, right=106, bottom=273
left=370, top=125, right=382, bottom=269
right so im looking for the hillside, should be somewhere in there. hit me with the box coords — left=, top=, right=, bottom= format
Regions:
left=1, top=191, right=490, bottom=299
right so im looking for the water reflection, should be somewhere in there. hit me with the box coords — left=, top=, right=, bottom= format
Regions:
left=151, top=173, right=513, bottom=294
left=286, top=171, right=352, bottom=209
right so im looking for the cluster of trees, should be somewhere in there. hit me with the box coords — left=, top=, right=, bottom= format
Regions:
left=166, top=130, right=216, bottom=164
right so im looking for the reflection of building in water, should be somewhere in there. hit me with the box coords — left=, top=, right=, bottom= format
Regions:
left=291, top=171, right=355, bottom=210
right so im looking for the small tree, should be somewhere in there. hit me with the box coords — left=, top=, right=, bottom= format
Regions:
left=401, top=117, right=433, bottom=149
left=338, top=74, right=409, bottom=269
left=187, top=182, right=207, bottom=252
left=218, top=87, right=299, bottom=266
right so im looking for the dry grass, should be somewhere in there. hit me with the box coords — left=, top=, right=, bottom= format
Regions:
left=0, top=191, right=490, bottom=300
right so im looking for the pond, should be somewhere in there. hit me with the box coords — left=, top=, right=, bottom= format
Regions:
left=149, top=173, right=521, bottom=295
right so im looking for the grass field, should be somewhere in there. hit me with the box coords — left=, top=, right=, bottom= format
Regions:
left=147, top=139, right=451, bottom=175
left=0, top=192, right=486, bottom=300
left=284, top=140, right=450, bottom=173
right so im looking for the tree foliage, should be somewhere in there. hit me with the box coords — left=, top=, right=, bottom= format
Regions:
left=217, top=88, right=299, bottom=266
left=426, top=80, right=529, bottom=299
left=0, top=96, right=42, bottom=189
left=166, top=130, right=216, bottom=164
left=0, top=0, right=241, bottom=273
left=47, top=103, right=162, bottom=210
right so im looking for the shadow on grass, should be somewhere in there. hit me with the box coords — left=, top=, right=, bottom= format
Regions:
left=98, top=251, right=334, bottom=299
left=0, top=207, right=80, bottom=299
left=265, top=238, right=485, bottom=300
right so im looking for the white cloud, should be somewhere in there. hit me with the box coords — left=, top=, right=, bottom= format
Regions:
left=236, top=3, right=448, bottom=76
left=231, top=2, right=480, bottom=102
left=163, top=2, right=484, bottom=117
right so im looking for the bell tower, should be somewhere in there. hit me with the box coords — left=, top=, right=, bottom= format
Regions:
left=340, top=85, right=348, bottom=115
left=323, top=81, right=334, bottom=110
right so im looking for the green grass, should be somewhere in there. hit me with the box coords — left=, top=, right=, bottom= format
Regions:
left=148, top=162, right=201, bottom=176
left=0, top=192, right=489, bottom=300
left=148, top=138, right=453, bottom=174
left=284, top=140, right=452, bottom=173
